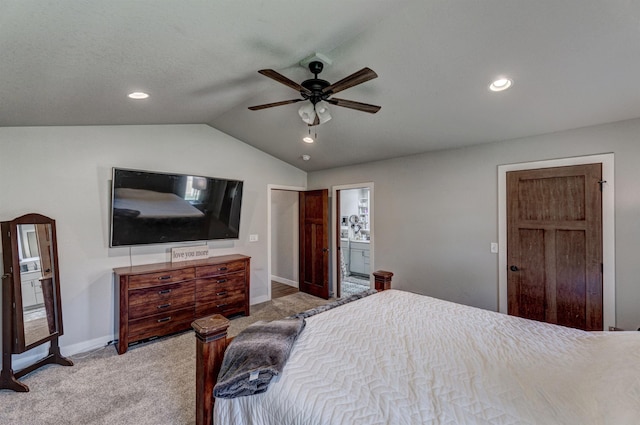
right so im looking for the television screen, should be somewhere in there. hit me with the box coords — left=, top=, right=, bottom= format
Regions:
left=110, top=168, right=243, bottom=247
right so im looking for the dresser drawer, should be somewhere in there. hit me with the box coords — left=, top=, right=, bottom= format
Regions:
left=128, top=307, right=195, bottom=342
left=195, top=270, right=246, bottom=317
left=196, top=271, right=244, bottom=292
left=196, top=287, right=245, bottom=308
left=128, top=268, right=195, bottom=290
left=196, top=297, right=246, bottom=317
left=196, top=260, right=245, bottom=278
left=128, top=281, right=195, bottom=320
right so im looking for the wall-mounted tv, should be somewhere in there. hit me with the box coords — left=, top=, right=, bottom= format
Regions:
left=110, top=168, right=243, bottom=247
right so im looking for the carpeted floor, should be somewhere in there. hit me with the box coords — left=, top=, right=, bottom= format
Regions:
left=0, top=291, right=332, bottom=425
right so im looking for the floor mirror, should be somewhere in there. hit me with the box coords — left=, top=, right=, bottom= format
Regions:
left=1, top=213, right=72, bottom=392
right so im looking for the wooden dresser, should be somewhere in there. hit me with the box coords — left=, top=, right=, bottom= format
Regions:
left=113, top=254, right=250, bottom=354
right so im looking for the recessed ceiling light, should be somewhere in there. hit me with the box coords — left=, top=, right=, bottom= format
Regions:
left=489, top=78, right=513, bottom=92
left=128, top=91, right=149, bottom=99
left=303, top=136, right=314, bottom=144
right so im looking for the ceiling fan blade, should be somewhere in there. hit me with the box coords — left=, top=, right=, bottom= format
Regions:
left=248, top=99, right=304, bottom=111
left=327, top=98, right=381, bottom=114
left=322, top=68, right=378, bottom=95
left=258, top=69, right=311, bottom=95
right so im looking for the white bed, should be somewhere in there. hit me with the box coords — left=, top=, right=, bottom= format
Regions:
left=213, top=290, right=640, bottom=425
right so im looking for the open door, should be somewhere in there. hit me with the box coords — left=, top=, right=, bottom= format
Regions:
left=299, top=189, right=330, bottom=299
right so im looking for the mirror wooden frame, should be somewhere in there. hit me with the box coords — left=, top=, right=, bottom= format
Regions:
left=1, top=213, right=72, bottom=392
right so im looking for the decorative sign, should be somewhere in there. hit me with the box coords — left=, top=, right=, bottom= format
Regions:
left=171, top=245, right=209, bottom=263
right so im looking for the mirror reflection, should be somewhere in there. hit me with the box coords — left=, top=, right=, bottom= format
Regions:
left=16, top=223, right=57, bottom=347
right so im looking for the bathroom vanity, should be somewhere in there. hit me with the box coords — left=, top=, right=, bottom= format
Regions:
left=349, top=240, right=370, bottom=276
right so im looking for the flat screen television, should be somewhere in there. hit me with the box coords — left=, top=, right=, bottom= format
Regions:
left=110, top=168, right=243, bottom=247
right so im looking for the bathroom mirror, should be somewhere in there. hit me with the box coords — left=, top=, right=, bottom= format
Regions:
left=1, top=213, right=72, bottom=392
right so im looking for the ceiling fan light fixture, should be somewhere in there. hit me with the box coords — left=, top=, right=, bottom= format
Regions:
left=315, top=100, right=332, bottom=124
left=298, top=103, right=316, bottom=124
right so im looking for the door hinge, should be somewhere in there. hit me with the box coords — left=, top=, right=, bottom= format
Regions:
left=598, top=180, right=607, bottom=191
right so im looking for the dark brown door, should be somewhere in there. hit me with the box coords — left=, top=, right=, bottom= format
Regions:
left=299, top=189, right=330, bottom=299
left=35, top=224, right=52, bottom=276
left=507, top=164, right=603, bottom=330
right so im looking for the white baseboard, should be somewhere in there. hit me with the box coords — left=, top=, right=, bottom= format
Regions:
left=63, top=335, right=115, bottom=357
left=251, top=295, right=270, bottom=304
left=271, top=275, right=298, bottom=288
left=12, top=348, right=49, bottom=371
left=12, top=334, right=115, bottom=371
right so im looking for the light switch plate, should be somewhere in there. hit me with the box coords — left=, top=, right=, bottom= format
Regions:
left=249, top=234, right=259, bottom=242
left=490, top=242, right=499, bottom=254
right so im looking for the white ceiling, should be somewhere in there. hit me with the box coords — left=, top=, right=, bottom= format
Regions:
left=3, top=1, right=640, bottom=171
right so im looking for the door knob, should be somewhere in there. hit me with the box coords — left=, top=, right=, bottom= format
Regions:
left=509, top=265, right=519, bottom=272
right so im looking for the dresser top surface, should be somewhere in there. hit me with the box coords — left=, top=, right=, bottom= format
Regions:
left=113, top=254, right=250, bottom=276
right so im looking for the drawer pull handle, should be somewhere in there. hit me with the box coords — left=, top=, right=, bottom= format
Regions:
left=158, top=275, right=172, bottom=281
left=216, top=291, right=227, bottom=296
left=157, top=303, right=171, bottom=309
left=216, top=279, right=227, bottom=284
left=157, top=317, right=171, bottom=323
left=218, top=267, right=228, bottom=271
left=158, top=289, right=172, bottom=295
left=216, top=303, right=228, bottom=308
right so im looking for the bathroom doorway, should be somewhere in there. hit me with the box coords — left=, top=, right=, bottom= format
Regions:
left=333, top=183, right=374, bottom=298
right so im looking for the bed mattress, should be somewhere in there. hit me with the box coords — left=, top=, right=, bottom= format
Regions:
left=214, top=290, right=640, bottom=425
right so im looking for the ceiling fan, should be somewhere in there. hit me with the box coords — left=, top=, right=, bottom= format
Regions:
left=248, top=61, right=381, bottom=126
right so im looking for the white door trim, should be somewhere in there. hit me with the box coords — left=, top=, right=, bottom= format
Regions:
left=331, top=182, right=374, bottom=297
left=497, top=153, right=615, bottom=330
left=267, top=184, right=305, bottom=302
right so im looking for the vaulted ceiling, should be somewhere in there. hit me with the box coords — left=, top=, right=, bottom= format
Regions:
left=3, top=1, right=640, bottom=171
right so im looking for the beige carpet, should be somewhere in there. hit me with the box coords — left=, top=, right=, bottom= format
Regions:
left=0, top=292, right=331, bottom=425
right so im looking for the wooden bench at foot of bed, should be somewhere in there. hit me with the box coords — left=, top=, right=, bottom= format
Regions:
left=192, top=270, right=394, bottom=425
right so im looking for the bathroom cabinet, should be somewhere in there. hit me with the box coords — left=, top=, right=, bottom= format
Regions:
left=349, top=241, right=370, bottom=276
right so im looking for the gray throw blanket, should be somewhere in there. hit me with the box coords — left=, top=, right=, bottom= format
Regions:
left=289, top=289, right=378, bottom=319
left=213, top=317, right=306, bottom=399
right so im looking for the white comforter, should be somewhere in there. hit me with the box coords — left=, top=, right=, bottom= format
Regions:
left=215, top=290, right=640, bottom=425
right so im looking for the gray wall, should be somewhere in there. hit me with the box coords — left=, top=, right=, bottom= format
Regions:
left=0, top=124, right=306, bottom=364
left=309, top=118, right=640, bottom=331
left=340, top=189, right=360, bottom=220
left=271, top=190, right=298, bottom=285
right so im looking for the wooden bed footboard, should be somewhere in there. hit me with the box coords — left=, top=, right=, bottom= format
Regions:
left=193, top=270, right=394, bottom=425
left=192, top=315, right=232, bottom=425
